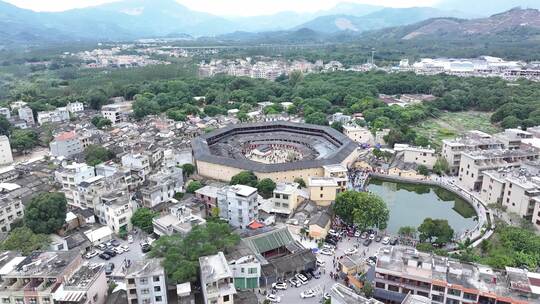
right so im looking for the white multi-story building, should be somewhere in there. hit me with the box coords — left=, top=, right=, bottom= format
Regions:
left=101, top=102, right=133, bottom=124
left=0, top=195, right=24, bottom=233
left=394, top=144, right=438, bottom=169
left=228, top=255, right=261, bottom=290
left=140, top=167, right=183, bottom=208
left=122, top=153, right=151, bottom=176
left=0, top=108, right=11, bottom=119
left=55, top=162, right=96, bottom=206
left=66, top=102, right=84, bottom=113
left=263, top=182, right=304, bottom=215
left=442, top=131, right=504, bottom=175
left=125, top=259, right=168, bottom=304
left=17, top=106, right=34, bottom=125
left=200, top=252, right=236, bottom=304
left=494, top=128, right=534, bottom=150
left=36, top=107, right=70, bottom=125
left=152, top=203, right=206, bottom=236
left=96, top=188, right=134, bottom=234
left=49, top=131, right=84, bottom=158
left=0, top=135, right=13, bottom=165
left=217, top=185, right=259, bottom=229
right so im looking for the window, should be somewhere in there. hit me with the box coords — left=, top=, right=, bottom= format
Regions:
left=282, top=195, right=289, bottom=200
left=447, top=288, right=461, bottom=296
left=432, top=285, right=445, bottom=292
left=154, top=286, right=161, bottom=292
left=141, top=289, right=150, bottom=295
left=431, top=294, right=444, bottom=302
left=128, top=279, right=135, bottom=284
left=375, top=282, right=385, bottom=289
left=93, top=294, right=99, bottom=302
left=223, top=295, right=230, bottom=302
left=155, top=296, right=162, bottom=302
left=320, top=194, right=323, bottom=198
left=153, top=276, right=160, bottom=282
left=248, top=268, right=257, bottom=274
left=388, top=285, right=399, bottom=292
left=129, top=289, right=137, bottom=295
left=139, top=278, right=148, bottom=285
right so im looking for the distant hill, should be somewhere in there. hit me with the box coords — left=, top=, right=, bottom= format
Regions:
left=294, top=7, right=463, bottom=33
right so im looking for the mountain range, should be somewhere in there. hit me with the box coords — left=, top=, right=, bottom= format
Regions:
left=1, top=0, right=540, bottom=47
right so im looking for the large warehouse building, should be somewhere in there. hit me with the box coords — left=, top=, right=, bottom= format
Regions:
left=192, top=121, right=360, bottom=182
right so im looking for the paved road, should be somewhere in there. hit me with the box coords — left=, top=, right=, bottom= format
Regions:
left=257, top=234, right=385, bottom=304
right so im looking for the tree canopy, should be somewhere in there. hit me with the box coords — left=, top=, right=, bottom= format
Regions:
left=24, top=192, right=67, bottom=234
left=1, top=227, right=50, bottom=255
left=186, top=181, right=203, bottom=193
left=230, top=171, right=258, bottom=187
left=257, top=178, right=276, bottom=199
left=84, top=145, right=114, bottom=166
left=333, top=190, right=389, bottom=230
left=10, top=129, right=38, bottom=153
left=150, top=221, right=240, bottom=283
left=181, top=163, right=195, bottom=177
left=131, top=208, right=159, bottom=234
left=418, top=218, right=454, bottom=244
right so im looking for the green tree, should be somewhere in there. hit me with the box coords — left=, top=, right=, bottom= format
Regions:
left=133, top=96, right=160, bottom=118
left=501, top=116, right=521, bottom=129
left=91, top=116, right=112, bottom=129
left=230, top=171, right=258, bottom=187
left=433, top=157, right=449, bottom=176
left=417, top=218, right=454, bottom=244
left=294, top=177, right=306, bottom=188
left=182, top=164, right=195, bottom=177
left=398, top=226, right=417, bottom=239
left=186, top=181, right=203, bottom=193
left=417, top=165, right=430, bottom=176
left=10, top=129, right=38, bottom=153
left=257, top=178, right=276, bottom=199
left=84, top=145, right=114, bottom=166
left=305, top=112, right=328, bottom=126
left=361, top=282, right=374, bottom=298
left=333, top=191, right=389, bottom=230
left=1, top=227, right=50, bottom=255
left=131, top=208, right=159, bottom=234
left=331, top=121, right=343, bottom=132
left=24, top=192, right=67, bottom=234
left=150, top=221, right=240, bottom=283
left=0, top=116, right=11, bottom=136
left=289, top=70, right=304, bottom=87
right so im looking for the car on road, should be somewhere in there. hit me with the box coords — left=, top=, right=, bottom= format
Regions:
left=96, top=244, right=107, bottom=251
left=382, top=236, right=390, bottom=245
left=375, top=235, right=383, bottom=242
left=368, top=256, right=377, bottom=263
left=113, top=247, right=124, bottom=255
left=324, top=238, right=337, bottom=246
left=127, top=235, right=133, bottom=243
left=288, top=278, right=301, bottom=288
left=344, top=248, right=358, bottom=255
left=120, top=245, right=130, bottom=252
left=360, top=232, right=368, bottom=239
left=111, top=240, right=121, bottom=247
left=104, top=249, right=117, bottom=257
left=84, top=251, right=99, bottom=259
left=368, top=233, right=375, bottom=240
left=99, top=253, right=110, bottom=260
left=363, top=239, right=372, bottom=247
left=105, top=263, right=115, bottom=275
left=390, top=238, right=398, bottom=245
left=354, top=231, right=360, bottom=237
left=322, top=244, right=335, bottom=250
left=266, top=294, right=281, bottom=303
left=316, top=259, right=325, bottom=267
left=141, top=242, right=152, bottom=253
left=295, top=273, right=308, bottom=285
left=308, top=269, right=320, bottom=279
left=300, top=289, right=316, bottom=298
left=323, top=293, right=331, bottom=300
left=319, top=248, right=333, bottom=256
left=272, top=282, right=287, bottom=290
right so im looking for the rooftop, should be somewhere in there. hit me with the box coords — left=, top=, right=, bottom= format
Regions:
left=125, top=258, right=164, bottom=278
left=5, top=251, right=80, bottom=278
left=228, top=185, right=258, bottom=197
left=308, top=176, right=338, bottom=187
left=199, top=252, right=232, bottom=283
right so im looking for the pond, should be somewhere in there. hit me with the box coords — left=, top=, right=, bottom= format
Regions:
left=366, top=178, right=478, bottom=235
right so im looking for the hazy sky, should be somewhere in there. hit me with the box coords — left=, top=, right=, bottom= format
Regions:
left=4, top=0, right=440, bottom=15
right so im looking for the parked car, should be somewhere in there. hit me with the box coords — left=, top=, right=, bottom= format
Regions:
left=288, top=278, right=301, bottom=288
left=323, top=293, right=331, bottom=300
left=111, top=240, right=121, bottom=247
left=375, top=235, right=383, bottom=242
left=120, top=245, right=130, bottom=252
left=141, top=242, right=151, bottom=253
left=382, top=236, right=390, bottom=245
left=127, top=235, right=134, bottom=243
left=113, top=247, right=124, bottom=255
left=295, top=273, right=308, bottom=285
left=266, top=294, right=281, bottom=303
left=368, top=233, right=375, bottom=240
left=272, top=282, right=287, bottom=290
left=104, top=249, right=117, bottom=257
left=84, top=251, right=98, bottom=259
left=325, top=238, right=337, bottom=246
left=316, top=259, right=325, bottom=267
left=300, top=289, right=316, bottom=298
left=368, top=256, right=377, bottom=263
left=105, top=263, right=115, bottom=275
left=322, top=244, right=335, bottom=250
left=301, top=271, right=312, bottom=280
left=344, top=248, right=358, bottom=255
left=360, top=232, right=368, bottom=239
left=96, top=244, right=107, bottom=251
left=354, top=231, right=360, bottom=237
left=319, top=248, right=333, bottom=256
left=363, top=239, right=372, bottom=247
left=99, top=253, right=110, bottom=260
left=389, top=238, right=398, bottom=246
left=308, top=269, right=320, bottom=279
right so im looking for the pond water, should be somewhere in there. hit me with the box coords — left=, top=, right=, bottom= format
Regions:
left=366, top=179, right=478, bottom=235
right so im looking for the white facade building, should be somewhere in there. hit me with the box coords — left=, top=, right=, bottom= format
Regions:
left=200, top=252, right=236, bottom=304
left=66, top=102, right=84, bottom=113
left=0, top=136, right=13, bottom=165
left=125, top=259, right=168, bottom=304
left=217, top=185, right=259, bottom=229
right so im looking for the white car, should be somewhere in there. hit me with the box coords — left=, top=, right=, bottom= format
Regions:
left=288, top=278, right=301, bottom=288
left=266, top=294, right=281, bottom=303
left=120, top=245, right=130, bottom=252
left=113, top=247, right=124, bottom=255
left=322, top=244, right=335, bottom=250
left=316, top=259, right=325, bottom=267
left=300, top=289, right=316, bottom=298
left=272, top=282, right=287, bottom=290
left=344, top=248, right=358, bottom=255
left=323, top=293, right=331, bottom=300
left=84, top=251, right=99, bottom=259
left=369, top=233, right=375, bottom=240
left=354, top=231, right=360, bottom=237
left=382, top=236, right=390, bottom=245
left=295, top=274, right=308, bottom=285
left=127, top=235, right=133, bottom=243
left=319, top=248, right=333, bottom=256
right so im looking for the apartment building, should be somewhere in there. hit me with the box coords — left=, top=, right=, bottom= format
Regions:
left=36, top=107, right=70, bottom=125
left=0, top=136, right=13, bottom=165
left=264, top=182, right=304, bottom=215
left=217, top=185, right=259, bottom=229
left=442, top=131, right=504, bottom=174
left=0, top=108, right=11, bottom=119
left=0, top=251, right=107, bottom=304
left=227, top=254, right=260, bottom=290
left=494, top=129, right=534, bottom=150
left=17, top=107, right=34, bottom=126
left=122, top=153, right=151, bottom=177
left=49, top=131, right=84, bottom=158
left=140, top=167, right=183, bottom=209
left=199, top=252, right=236, bottom=304
left=342, top=124, right=374, bottom=145
left=195, top=185, right=219, bottom=213
left=66, top=102, right=84, bottom=113
left=96, top=188, right=134, bottom=234
left=323, top=164, right=349, bottom=192
left=0, top=196, right=24, bottom=233
left=53, top=263, right=108, bottom=304
left=394, top=144, right=437, bottom=169
left=152, top=204, right=206, bottom=236
left=308, top=177, right=338, bottom=206
left=457, top=149, right=539, bottom=191
left=101, top=102, right=133, bottom=124
left=55, top=163, right=96, bottom=206
left=125, top=259, right=168, bottom=304
left=373, top=247, right=537, bottom=304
